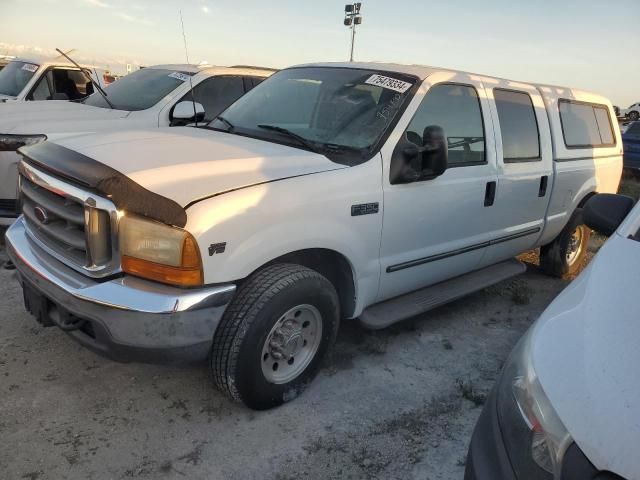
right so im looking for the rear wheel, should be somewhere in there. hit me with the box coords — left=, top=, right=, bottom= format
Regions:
left=210, top=263, right=339, bottom=410
left=629, top=111, right=639, bottom=121
left=540, top=209, right=591, bottom=278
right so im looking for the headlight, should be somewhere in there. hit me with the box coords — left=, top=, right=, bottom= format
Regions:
left=498, top=329, right=572, bottom=480
left=0, top=133, right=47, bottom=152
left=119, top=215, right=203, bottom=287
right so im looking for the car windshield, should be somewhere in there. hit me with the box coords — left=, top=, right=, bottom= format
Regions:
left=0, top=61, right=39, bottom=97
left=83, top=68, right=193, bottom=111
left=208, top=67, right=417, bottom=163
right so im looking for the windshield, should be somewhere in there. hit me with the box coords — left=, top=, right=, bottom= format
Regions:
left=208, top=67, right=417, bottom=163
left=0, top=61, right=39, bottom=97
left=83, top=68, right=193, bottom=111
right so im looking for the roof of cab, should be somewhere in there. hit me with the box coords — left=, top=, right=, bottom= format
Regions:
left=293, top=61, right=612, bottom=105
left=293, top=62, right=439, bottom=80
left=149, top=64, right=277, bottom=76
left=9, top=57, right=101, bottom=69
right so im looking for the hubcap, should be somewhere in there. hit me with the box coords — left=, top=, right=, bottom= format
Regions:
left=261, top=304, right=323, bottom=384
left=566, top=226, right=584, bottom=265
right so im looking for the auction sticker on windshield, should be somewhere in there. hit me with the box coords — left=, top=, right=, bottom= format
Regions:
left=21, top=64, right=39, bottom=73
left=365, top=74, right=412, bottom=93
left=168, top=72, right=190, bottom=82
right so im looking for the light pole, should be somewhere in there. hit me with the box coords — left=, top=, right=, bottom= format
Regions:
left=344, top=3, right=362, bottom=62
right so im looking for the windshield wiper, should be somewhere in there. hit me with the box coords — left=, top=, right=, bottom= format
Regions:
left=214, top=115, right=235, bottom=132
left=257, top=124, right=322, bottom=154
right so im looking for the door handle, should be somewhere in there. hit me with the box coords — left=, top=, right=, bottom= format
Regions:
left=484, top=181, right=496, bottom=207
left=539, top=176, right=548, bottom=197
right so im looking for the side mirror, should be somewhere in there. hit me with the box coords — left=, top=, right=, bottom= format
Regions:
left=421, top=125, right=448, bottom=177
left=172, top=101, right=205, bottom=125
left=393, top=125, right=448, bottom=184
left=583, top=194, right=635, bottom=236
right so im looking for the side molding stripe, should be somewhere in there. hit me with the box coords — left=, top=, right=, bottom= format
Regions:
left=386, top=227, right=540, bottom=273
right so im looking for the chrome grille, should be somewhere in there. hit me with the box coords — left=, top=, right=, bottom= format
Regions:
left=18, top=162, right=121, bottom=278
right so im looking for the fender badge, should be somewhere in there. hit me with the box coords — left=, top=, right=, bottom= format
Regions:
left=351, top=203, right=379, bottom=216
left=208, top=242, right=227, bottom=256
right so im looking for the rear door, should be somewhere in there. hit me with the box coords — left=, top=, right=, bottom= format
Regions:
left=377, top=71, right=499, bottom=302
left=478, top=81, right=553, bottom=267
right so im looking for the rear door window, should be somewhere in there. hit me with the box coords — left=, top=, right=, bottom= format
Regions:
left=559, top=100, right=616, bottom=148
left=494, top=89, right=540, bottom=162
left=180, top=76, right=245, bottom=122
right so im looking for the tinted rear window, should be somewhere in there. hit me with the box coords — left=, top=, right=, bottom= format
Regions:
left=559, top=99, right=616, bottom=148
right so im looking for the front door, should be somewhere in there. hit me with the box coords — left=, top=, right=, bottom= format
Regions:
left=377, top=72, right=498, bottom=302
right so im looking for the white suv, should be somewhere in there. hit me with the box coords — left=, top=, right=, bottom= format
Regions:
left=0, top=64, right=274, bottom=224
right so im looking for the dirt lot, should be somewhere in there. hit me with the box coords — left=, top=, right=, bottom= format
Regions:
left=1, top=176, right=636, bottom=480
left=0, top=240, right=567, bottom=480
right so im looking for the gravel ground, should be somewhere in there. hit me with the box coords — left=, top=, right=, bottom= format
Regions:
left=0, top=229, right=576, bottom=480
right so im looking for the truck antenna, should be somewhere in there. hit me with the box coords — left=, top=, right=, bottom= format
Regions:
left=179, top=11, right=198, bottom=127
left=55, top=48, right=115, bottom=109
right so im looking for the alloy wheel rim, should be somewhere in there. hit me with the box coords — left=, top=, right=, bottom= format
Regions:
left=261, top=304, right=323, bottom=384
left=566, top=226, right=584, bottom=266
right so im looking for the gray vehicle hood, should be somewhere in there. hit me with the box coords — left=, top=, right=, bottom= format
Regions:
left=532, top=233, right=640, bottom=480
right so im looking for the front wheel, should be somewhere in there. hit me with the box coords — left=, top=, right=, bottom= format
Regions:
left=540, top=209, right=591, bottom=278
left=629, top=111, right=640, bottom=122
left=210, top=263, right=340, bottom=410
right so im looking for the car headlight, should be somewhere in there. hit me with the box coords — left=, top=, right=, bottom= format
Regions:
left=119, top=215, right=203, bottom=287
left=0, top=133, right=47, bottom=152
left=497, top=329, right=572, bottom=480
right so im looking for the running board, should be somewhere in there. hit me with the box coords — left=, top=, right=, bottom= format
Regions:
left=359, top=259, right=526, bottom=330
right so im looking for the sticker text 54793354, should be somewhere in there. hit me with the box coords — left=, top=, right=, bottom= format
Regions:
left=365, top=74, right=413, bottom=94
left=21, top=64, right=39, bottom=73
left=168, top=72, right=190, bottom=82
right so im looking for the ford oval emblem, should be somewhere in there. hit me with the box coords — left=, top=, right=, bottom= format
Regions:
left=34, top=206, right=49, bottom=224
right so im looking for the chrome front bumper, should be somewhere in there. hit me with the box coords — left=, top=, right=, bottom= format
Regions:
left=5, top=218, right=236, bottom=363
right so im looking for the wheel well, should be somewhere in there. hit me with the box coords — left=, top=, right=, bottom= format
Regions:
left=578, top=191, right=597, bottom=208
left=265, top=249, right=357, bottom=318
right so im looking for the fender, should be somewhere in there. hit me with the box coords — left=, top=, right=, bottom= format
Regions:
left=185, top=161, right=385, bottom=315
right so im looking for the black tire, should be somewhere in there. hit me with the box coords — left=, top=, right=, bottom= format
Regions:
left=629, top=111, right=640, bottom=122
left=211, top=263, right=340, bottom=410
left=540, top=209, right=591, bottom=278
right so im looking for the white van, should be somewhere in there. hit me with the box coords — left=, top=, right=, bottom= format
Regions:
left=5, top=62, right=623, bottom=409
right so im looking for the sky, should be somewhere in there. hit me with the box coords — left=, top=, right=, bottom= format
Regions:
left=0, top=0, right=638, bottom=106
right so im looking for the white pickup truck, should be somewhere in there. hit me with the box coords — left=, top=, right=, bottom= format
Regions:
left=0, top=58, right=106, bottom=103
left=5, top=62, right=622, bottom=409
left=0, top=64, right=274, bottom=224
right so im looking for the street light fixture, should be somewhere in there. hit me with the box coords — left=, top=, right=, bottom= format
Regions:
left=344, top=3, right=362, bottom=62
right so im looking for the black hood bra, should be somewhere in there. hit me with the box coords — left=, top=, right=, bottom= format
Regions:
left=18, top=141, right=188, bottom=227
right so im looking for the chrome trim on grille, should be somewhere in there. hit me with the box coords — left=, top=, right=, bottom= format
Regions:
left=18, top=161, right=121, bottom=278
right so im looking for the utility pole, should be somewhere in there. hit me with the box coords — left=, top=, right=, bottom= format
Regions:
left=343, top=3, right=363, bottom=62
